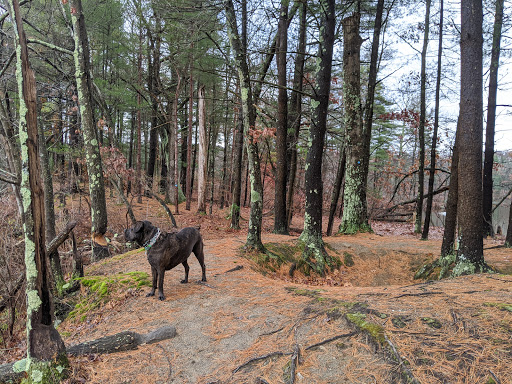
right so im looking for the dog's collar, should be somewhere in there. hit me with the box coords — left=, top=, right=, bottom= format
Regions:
left=143, top=228, right=161, bottom=251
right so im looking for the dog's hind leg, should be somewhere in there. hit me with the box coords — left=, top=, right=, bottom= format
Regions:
left=193, top=241, right=207, bottom=282
left=181, top=261, right=189, bottom=283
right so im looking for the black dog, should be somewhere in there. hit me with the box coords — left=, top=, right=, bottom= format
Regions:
left=124, top=220, right=206, bottom=301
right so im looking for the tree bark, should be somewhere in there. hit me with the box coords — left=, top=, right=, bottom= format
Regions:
left=339, top=13, right=370, bottom=234
left=327, top=146, right=346, bottom=236
left=299, top=0, right=335, bottom=274
left=422, top=0, right=443, bottom=240
left=273, top=0, right=289, bottom=235
left=146, top=19, right=162, bottom=193
left=197, top=85, right=208, bottom=213
left=415, top=0, right=431, bottom=234
left=483, top=0, right=504, bottom=237
left=186, top=67, right=194, bottom=210
left=441, top=124, right=459, bottom=258
left=230, top=111, right=244, bottom=229
left=136, top=23, right=143, bottom=203
left=7, top=0, right=67, bottom=379
left=225, top=0, right=265, bottom=250
left=38, top=121, right=63, bottom=291
left=69, top=0, right=109, bottom=261
left=455, top=0, right=487, bottom=275
left=286, top=0, right=307, bottom=227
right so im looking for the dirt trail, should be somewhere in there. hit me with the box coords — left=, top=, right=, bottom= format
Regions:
left=59, top=232, right=512, bottom=384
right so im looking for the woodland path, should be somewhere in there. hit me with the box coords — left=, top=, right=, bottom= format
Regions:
left=59, top=233, right=512, bottom=384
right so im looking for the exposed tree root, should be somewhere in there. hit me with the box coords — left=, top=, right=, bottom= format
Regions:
left=305, top=332, right=357, bottom=351
left=233, top=351, right=290, bottom=374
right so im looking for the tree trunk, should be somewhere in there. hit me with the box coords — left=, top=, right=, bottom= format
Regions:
left=186, top=68, right=194, bottom=210
left=415, top=0, right=431, bottom=234
left=225, top=0, right=265, bottom=251
left=299, top=0, right=335, bottom=274
left=454, top=0, right=487, bottom=275
left=209, top=88, right=219, bottom=215
left=338, top=13, right=370, bottom=234
left=38, top=121, right=64, bottom=292
left=230, top=111, right=244, bottom=229
left=197, top=85, right=208, bottom=213
left=505, top=195, right=512, bottom=246
left=286, top=0, right=307, bottom=227
left=273, top=0, right=289, bottom=235
left=422, top=0, right=443, bottom=240
left=220, top=74, right=231, bottom=210
left=482, top=0, right=504, bottom=237
left=146, top=21, right=162, bottom=193
left=69, top=0, right=109, bottom=261
left=8, top=0, right=67, bottom=380
left=136, top=24, right=143, bottom=203
left=327, top=146, right=346, bottom=236
left=359, top=0, right=384, bottom=229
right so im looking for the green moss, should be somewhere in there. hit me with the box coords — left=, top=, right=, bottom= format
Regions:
left=421, top=317, right=442, bottom=329
left=22, top=353, right=69, bottom=384
left=285, top=287, right=323, bottom=297
left=343, top=252, right=355, bottom=267
left=484, top=302, right=512, bottom=312
left=346, top=312, right=386, bottom=345
left=67, top=272, right=151, bottom=322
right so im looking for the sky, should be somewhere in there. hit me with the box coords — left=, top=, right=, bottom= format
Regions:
left=374, top=0, right=512, bottom=152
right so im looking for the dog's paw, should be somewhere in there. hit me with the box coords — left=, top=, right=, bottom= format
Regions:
left=146, top=292, right=155, bottom=297
left=180, top=279, right=188, bottom=284
left=158, top=295, right=166, bottom=301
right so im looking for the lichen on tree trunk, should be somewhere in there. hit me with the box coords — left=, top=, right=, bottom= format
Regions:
left=338, top=13, right=371, bottom=235
left=68, top=0, right=109, bottom=261
left=299, top=0, right=335, bottom=274
left=8, top=0, right=68, bottom=381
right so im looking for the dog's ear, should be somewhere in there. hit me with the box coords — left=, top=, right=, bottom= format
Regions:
left=134, top=221, right=144, bottom=233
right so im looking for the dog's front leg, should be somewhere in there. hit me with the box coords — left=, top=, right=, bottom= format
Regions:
left=157, top=269, right=166, bottom=301
left=147, top=266, right=157, bottom=297
left=181, top=261, right=189, bottom=283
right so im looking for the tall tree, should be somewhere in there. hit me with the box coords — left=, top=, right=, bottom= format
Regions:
left=136, top=22, right=143, bottom=204
left=186, top=67, right=194, bottom=210
left=145, top=13, right=162, bottom=192
left=230, top=112, right=244, bottom=229
left=299, top=0, right=336, bottom=274
left=422, top=0, right=443, bottom=240
left=339, top=12, right=370, bottom=234
left=482, top=0, right=505, bottom=237
left=197, top=85, right=208, bottom=213
left=7, top=0, right=67, bottom=380
left=273, top=0, right=289, bottom=235
left=69, top=0, right=110, bottom=260
left=415, top=0, right=431, bottom=234
left=454, top=0, right=488, bottom=275
left=225, top=0, right=265, bottom=250
left=286, top=0, right=307, bottom=226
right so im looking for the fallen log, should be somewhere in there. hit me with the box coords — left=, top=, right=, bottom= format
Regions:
left=0, top=325, right=177, bottom=382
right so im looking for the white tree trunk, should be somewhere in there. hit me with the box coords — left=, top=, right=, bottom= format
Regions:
left=197, top=85, right=207, bottom=213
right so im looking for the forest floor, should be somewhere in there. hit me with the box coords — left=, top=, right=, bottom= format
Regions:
left=3, top=194, right=512, bottom=384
